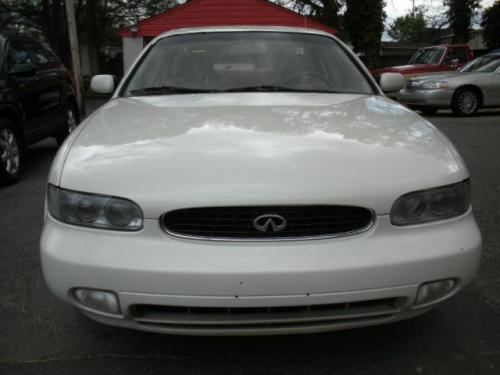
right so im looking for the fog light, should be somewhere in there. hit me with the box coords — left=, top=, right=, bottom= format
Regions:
left=73, top=288, right=121, bottom=315
left=414, top=279, right=456, bottom=308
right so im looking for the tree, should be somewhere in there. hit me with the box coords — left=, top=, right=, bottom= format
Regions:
left=481, top=1, right=500, bottom=50
left=277, top=0, right=344, bottom=34
left=344, top=0, right=386, bottom=68
left=443, top=0, right=480, bottom=43
left=0, top=0, right=180, bottom=73
left=0, top=0, right=71, bottom=67
left=387, top=7, right=427, bottom=43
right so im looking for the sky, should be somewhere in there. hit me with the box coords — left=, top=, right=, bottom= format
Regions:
left=385, top=0, right=496, bottom=21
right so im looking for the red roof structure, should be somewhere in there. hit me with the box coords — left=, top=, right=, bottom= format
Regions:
left=118, top=0, right=336, bottom=38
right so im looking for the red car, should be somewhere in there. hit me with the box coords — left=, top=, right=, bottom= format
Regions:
left=373, top=44, right=473, bottom=81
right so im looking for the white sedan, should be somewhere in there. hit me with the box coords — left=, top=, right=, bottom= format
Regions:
left=41, top=27, right=481, bottom=335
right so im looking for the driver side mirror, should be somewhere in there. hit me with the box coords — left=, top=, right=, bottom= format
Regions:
left=91, top=75, right=115, bottom=94
left=379, top=73, right=405, bottom=93
left=8, top=63, right=36, bottom=77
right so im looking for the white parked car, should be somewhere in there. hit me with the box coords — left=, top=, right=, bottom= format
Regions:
left=41, top=27, right=481, bottom=335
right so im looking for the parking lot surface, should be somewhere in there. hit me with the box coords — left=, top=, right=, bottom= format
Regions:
left=1, top=102, right=499, bottom=375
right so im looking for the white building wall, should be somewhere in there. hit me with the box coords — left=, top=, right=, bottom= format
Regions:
left=123, top=37, right=144, bottom=73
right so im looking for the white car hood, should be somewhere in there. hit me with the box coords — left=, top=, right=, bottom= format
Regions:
left=56, top=93, right=467, bottom=217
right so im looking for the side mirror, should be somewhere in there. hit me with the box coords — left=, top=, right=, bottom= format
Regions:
left=379, top=72, right=405, bottom=93
left=8, top=63, right=36, bottom=77
left=91, top=75, right=115, bottom=94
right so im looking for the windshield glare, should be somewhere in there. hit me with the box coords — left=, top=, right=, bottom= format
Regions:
left=123, top=32, right=374, bottom=96
left=409, top=47, right=445, bottom=65
left=460, top=55, right=500, bottom=73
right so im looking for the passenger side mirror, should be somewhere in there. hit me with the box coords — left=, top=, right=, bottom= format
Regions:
left=91, top=75, right=115, bottom=94
left=8, top=63, right=36, bottom=77
left=379, top=73, right=405, bottom=93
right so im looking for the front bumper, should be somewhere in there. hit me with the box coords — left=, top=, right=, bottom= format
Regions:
left=397, top=88, right=453, bottom=108
left=40, top=211, right=481, bottom=335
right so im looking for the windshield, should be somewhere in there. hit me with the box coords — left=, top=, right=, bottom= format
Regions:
left=460, top=55, right=500, bottom=73
left=409, top=47, right=445, bottom=65
left=122, top=32, right=374, bottom=96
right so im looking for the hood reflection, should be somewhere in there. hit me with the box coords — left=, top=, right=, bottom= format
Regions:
left=62, top=93, right=463, bottom=214
left=78, top=93, right=440, bottom=151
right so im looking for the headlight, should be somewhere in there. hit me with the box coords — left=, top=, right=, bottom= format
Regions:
left=420, top=81, right=449, bottom=90
left=47, top=184, right=144, bottom=231
left=390, top=180, right=470, bottom=226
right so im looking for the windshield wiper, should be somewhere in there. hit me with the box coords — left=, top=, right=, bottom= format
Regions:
left=129, top=86, right=214, bottom=96
left=220, top=85, right=339, bottom=93
left=129, top=85, right=340, bottom=96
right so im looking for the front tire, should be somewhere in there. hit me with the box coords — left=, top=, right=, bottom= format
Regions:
left=0, top=118, right=23, bottom=185
left=55, top=102, right=80, bottom=146
left=452, top=88, right=480, bottom=116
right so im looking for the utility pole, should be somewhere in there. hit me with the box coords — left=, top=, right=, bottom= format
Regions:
left=64, top=0, right=86, bottom=117
left=412, top=0, right=415, bottom=17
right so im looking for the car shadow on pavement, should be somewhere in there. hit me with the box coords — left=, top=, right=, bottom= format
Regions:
left=424, top=109, right=500, bottom=118
left=21, top=139, right=59, bottom=179
left=67, top=291, right=493, bottom=374
left=44, top=283, right=497, bottom=374
left=65, top=307, right=454, bottom=374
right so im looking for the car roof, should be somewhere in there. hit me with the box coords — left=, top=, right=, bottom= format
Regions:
left=0, top=32, right=39, bottom=44
left=3, top=31, right=49, bottom=42
left=421, top=44, right=469, bottom=49
left=154, top=26, right=335, bottom=41
left=471, top=53, right=500, bottom=59
left=0, top=32, right=21, bottom=41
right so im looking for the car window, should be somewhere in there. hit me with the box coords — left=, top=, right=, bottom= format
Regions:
left=25, top=40, right=50, bottom=65
left=445, top=48, right=467, bottom=65
left=123, top=32, right=374, bottom=95
left=6, top=39, right=34, bottom=69
left=460, top=55, right=500, bottom=73
left=409, top=47, right=445, bottom=64
left=42, top=44, right=61, bottom=64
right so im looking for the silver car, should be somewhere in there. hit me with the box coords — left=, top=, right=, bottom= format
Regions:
left=398, top=53, right=500, bottom=116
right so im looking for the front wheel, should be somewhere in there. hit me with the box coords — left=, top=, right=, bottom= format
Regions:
left=0, top=118, right=23, bottom=185
left=452, top=88, right=480, bottom=116
left=55, top=102, right=80, bottom=146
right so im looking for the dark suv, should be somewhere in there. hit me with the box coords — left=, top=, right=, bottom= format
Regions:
left=0, top=33, right=79, bottom=184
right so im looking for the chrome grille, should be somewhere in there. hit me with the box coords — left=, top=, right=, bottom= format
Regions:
left=161, top=205, right=374, bottom=240
left=129, top=298, right=404, bottom=331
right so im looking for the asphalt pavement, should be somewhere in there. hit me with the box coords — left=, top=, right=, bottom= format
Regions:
left=1, top=101, right=499, bottom=375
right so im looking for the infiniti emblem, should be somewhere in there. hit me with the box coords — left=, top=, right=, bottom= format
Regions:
left=253, top=214, right=287, bottom=232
